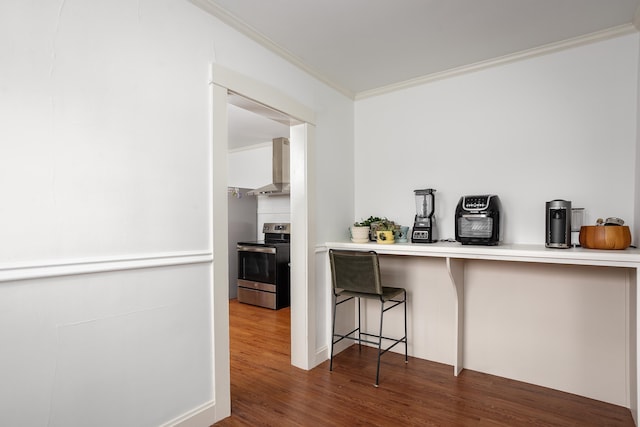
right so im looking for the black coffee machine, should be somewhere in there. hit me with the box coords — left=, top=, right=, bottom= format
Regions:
left=545, top=199, right=571, bottom=248
left=412, top=188, right=436, bottom=243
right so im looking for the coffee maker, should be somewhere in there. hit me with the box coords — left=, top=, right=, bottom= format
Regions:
left=545, top=199, right=571, bottom=248
left=412, top=188, right=436, bottom=243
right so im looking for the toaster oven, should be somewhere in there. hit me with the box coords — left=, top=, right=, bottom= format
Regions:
left=455, top=195, right=502, bottom=245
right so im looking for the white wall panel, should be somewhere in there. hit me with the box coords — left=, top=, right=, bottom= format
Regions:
left=0, top=0, right=213, bottom=263
left=355, top=33, right=639, bottom=245
left=358, top=255, right=629, bottom=406
left=228, top=144, right=272, bottom=190
left=0, top=264, right=213, bottom=427
left=635, top=33, right=640, bottom=424
left=464, top=261, right=628, bottom=406
left=366, top=255, right=455, bottom=365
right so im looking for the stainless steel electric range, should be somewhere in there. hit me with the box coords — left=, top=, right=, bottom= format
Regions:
left=236, top=223, right=290, bottom=310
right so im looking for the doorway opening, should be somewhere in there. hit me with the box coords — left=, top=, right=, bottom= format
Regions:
left=226, top=93, right=294, bottom=305
left=227, top=92, right=295, bottom=352
left=211, top=64, right=317, bottom=417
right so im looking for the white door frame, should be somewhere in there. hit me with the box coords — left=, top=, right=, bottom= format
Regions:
left=210, top=64, right=316, bottom=419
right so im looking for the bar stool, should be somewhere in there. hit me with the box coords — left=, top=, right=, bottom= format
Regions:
left=328, top=249, right=408, bottom=386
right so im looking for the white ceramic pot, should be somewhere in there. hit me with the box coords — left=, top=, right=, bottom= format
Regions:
left=350, top=225, right=370, bottom=243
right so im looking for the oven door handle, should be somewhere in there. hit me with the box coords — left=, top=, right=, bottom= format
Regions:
left=237, top=245, right=277, bottom=254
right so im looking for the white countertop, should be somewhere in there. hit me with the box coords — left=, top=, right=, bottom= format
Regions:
left=324, top=240, right=640, bottom=268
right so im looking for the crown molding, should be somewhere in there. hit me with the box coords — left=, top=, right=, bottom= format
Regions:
left=188, top=0, right=355, bottom=99
left=356, top=24, right=638, bottom=100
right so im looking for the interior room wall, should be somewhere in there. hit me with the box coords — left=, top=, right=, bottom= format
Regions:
left=352, top=33, right=639, bottom=407
left=0, top=266, right=213, bottom=427
left=636, top=36, right=640, bottom=247
left=228, top=143, right=272, bottom=190
left=0, top=0, right=354, bottom=425
left=1, top=1, right=214, bottom=263
left=634, top=36, right=640, bottom=420
left=1, top=1, right=217, bottom=425
left=355, top=33, right=639, bottom=245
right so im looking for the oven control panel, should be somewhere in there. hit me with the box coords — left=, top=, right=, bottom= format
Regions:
left=263, top=223, right=291, bottom=234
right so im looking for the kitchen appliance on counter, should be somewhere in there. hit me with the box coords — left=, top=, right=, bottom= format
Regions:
left=237, top=222, right=290, bottom=309
left=545, top=200, right=571, bottom=248
left=412, top=188, right=436, bottom=243
left=455, top=195, right=502, bottom=245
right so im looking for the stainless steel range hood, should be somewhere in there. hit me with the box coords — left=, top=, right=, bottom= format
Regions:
left=247, top=137, right=290, bottom=196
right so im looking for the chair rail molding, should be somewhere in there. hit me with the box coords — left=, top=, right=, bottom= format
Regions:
left=0, top=250, right=213, bottom=283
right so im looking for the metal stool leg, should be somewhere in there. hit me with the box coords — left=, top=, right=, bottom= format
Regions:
left=375, top=300, right=384, bottom=387
left=357, top=297, right=362, bottom=350
left=330, top=294, right=337, bottom=371
left=404, top=290, right=408, bottom=363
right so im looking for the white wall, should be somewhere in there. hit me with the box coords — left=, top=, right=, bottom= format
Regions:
left=634, top=29, right=640, bottom=425
left=228, top=143, right=272, bottom=190
left=351, top=33, right=639, bottom=407
left=0, top=0, right=354, bottom=425
left=1, top=0, right=213, bottom=263
left=0, top=1, right=217, bottom=425
left=355, top=33, right=639, bottom=245
left=636, top=34, right=640, bottom=249
left=313, top=102, right=355, bottom=243
left=0, top=265, right=213, bottom=427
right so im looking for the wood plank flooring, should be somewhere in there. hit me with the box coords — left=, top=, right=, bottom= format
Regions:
left=214, top=299, right=634, bottom=426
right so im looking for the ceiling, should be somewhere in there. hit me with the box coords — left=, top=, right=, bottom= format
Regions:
left=227, top=94, right=292, bottom=149
left=195, top=0, right=640, bottom=99
left=198, top=0, right=640, bottom=148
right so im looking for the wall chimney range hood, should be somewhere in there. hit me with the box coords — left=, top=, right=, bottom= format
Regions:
left=247, top=137, right=290, bottom=196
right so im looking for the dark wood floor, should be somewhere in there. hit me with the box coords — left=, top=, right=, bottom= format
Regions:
left=214, top=299, right=634, bottom=426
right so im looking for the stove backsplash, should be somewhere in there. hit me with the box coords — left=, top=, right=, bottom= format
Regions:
left=257, top=195, right=290, bottom=239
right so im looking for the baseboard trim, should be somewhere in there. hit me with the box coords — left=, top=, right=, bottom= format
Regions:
left=0, top=251, right=213, bottom=283
left=313, top=345, right=329, bottom=368
left=161, top=400, right=218, bottom=427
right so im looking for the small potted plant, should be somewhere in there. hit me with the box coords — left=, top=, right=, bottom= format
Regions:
left=351, top=216, right=384, bottom=242
left=350, top=220, right=371, bottom=243
left=374, top=218, right=396, bottom=244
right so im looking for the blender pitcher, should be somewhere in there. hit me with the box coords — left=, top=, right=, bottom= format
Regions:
left=412, top=189, right=436, bottom=243
left=415, top=189, right=434, bottom=219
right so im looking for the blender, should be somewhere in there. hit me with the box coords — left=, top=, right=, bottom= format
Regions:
left=412, top=189, right=436, bottom=243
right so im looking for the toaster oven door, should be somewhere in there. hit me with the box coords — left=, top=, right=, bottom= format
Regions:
left=458, top=215, right=494, bottom=238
